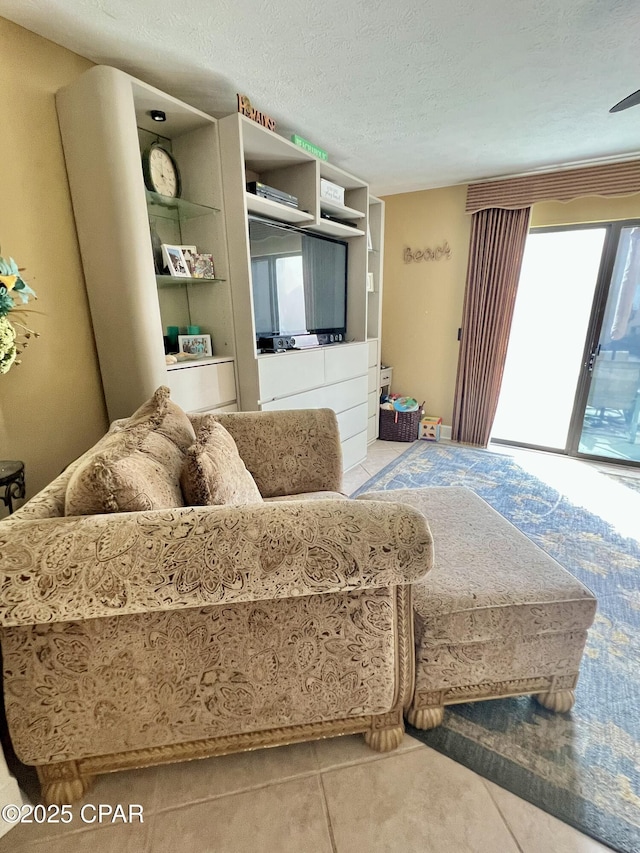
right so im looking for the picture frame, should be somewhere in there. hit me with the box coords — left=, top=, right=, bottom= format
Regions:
left=161, top=244, right=190, bottom=277
left=177, top=333, right=212, bottom=357
left=192, top=253, right=215, bottom=279
left=180, top=245, right=198, bottom=275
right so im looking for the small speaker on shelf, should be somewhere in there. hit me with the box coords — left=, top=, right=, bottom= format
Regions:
left=258, top=335, right=295, bottom=352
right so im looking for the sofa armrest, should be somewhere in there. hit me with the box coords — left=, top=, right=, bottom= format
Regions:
left=0, top=499, right=432, bottom=628
left=189, top=409, right=343, bottom=498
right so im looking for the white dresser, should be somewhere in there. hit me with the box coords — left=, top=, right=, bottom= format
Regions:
left=258, top=342, right=369, bottom=470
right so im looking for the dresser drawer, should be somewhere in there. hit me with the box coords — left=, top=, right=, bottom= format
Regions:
left=261, top=375, right=368, bottom=415
left=341, top=430, right=368, bottom=471
left=336, top=403, right=368, bottom=442
left=367, top=339, right=378, bottom=368
left=261, top=384, right=330, bottom=412
left=368, top=391, right=378, bottom=418
left=167, top=361, right=236, bottom=412
left=367, top=366, right=379, bottom=394
left=258, top=349, right=325, bottom=402
left=324, top=342, right=368, bottom=384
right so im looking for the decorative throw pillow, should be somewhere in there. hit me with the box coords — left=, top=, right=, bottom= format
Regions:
left=180, top=419, right=263, bottom=506
left=65, top=426, right=185, bottom=515
left=65, top=386, right=193, bottom=516
left=126, top=385, right=195, bottom=452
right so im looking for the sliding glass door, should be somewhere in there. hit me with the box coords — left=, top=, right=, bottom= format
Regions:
left=575, top=226, right=640, bottom=462
left=491, top=226, right=606, bottom=450
left=492, top=220, right=640, bottom=466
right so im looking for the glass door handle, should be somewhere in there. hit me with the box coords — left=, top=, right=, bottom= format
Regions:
left=587, top=344, right=601, bottom=372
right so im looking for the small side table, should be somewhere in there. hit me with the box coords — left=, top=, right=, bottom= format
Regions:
left=380, top=365, right=393, bottom=398
left=0, top=461, right=25, bottom=515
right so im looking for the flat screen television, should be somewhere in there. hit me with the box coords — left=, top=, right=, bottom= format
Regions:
left=249, top=216, right=348, bottom=344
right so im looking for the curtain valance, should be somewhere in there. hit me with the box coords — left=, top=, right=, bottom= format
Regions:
left=466, top=160, right=640, bottom=214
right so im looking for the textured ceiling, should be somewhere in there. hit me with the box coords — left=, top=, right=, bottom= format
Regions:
left=2, top=0, right=640, bottom=194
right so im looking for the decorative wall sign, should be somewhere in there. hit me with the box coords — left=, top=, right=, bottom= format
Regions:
left=237, top=95, right=276, bottom=131
left=291, top=134, right=328, bottom=161
left=404, top=241, right=451, bottom=263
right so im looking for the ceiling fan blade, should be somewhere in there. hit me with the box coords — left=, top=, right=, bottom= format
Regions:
left=610, top=88, right=640, bottom=113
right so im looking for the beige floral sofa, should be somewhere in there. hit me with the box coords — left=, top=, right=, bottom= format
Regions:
left=0, top=391, right=433, bottom=804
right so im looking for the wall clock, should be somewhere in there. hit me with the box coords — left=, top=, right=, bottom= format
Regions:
left=142, top=142, right=181, bottom=198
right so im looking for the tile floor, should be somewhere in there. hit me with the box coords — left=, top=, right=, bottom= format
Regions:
left=1, top=439, right=619, bottom=852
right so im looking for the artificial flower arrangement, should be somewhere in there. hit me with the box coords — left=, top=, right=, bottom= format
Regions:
left=0, top=251, right=38, bottom=374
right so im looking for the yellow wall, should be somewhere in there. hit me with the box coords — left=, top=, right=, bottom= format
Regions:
left=0, top=18, right=107, bottom=512
left=380, top=185, right=470, bottom=424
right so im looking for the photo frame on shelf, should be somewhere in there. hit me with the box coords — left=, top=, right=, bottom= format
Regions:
left=192, top=253, right=215, bottom=279
left=161, top=244, right=190, bottom=277
left=180, top=245, right=198, bottom=275
left=178, top=334, right=212, bottom=357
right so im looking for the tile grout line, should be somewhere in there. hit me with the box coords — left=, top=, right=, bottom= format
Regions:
left=318, top=772, right=339, bottom=853
left=480, top=779, right=525, bottom=853
left=147, top=743, right=426, bottom=817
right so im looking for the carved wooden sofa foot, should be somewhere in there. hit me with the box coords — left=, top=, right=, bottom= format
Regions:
left=357, top=487, right=597, bottom=730
left=364, top=710, right=405, bottom=752
left=37, top=762, right=94, bottom=807
left=405, top=705, right=444, bottom=731
left=535, top=688, right=576, bottom=713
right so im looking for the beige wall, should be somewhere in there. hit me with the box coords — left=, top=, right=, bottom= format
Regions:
left=380, top=185, right=470, bottom=424
left=0, top=18, right=107, bottom=512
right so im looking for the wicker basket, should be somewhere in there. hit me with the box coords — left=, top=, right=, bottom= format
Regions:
left=379, top=407, right=421, bottom=441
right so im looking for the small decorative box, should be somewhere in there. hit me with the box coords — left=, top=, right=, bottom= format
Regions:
left=320, top=178, right=345, bottom=205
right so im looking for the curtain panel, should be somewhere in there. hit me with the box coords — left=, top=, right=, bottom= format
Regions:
left=452, top=207, right=531, bottom=446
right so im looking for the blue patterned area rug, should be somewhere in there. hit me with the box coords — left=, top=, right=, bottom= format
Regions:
left=353, top=442, right=640, bottom=853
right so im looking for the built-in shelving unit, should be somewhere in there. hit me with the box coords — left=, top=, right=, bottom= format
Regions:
left=56, top=65, right=238, bottom=420
left=218, top=112, right=384, bottom=467
left=56, top=66, right=384, bottom=465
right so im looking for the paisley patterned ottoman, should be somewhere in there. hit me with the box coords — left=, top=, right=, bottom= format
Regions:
left=357, top=486, right=597, bottom=729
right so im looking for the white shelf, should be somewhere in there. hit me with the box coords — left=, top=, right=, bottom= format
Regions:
left=308, top=219, right=366, bottom=238
left=319, top=198, right=365, bottom=220
left=156, top=275, right=225, bottom=287
left=166, top=355, right=235, bottom=371
left=245, top=192, right=314, bottom=224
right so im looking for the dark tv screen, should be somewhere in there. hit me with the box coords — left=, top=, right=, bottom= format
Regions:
left=249, top=217, right=348, bottom=338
